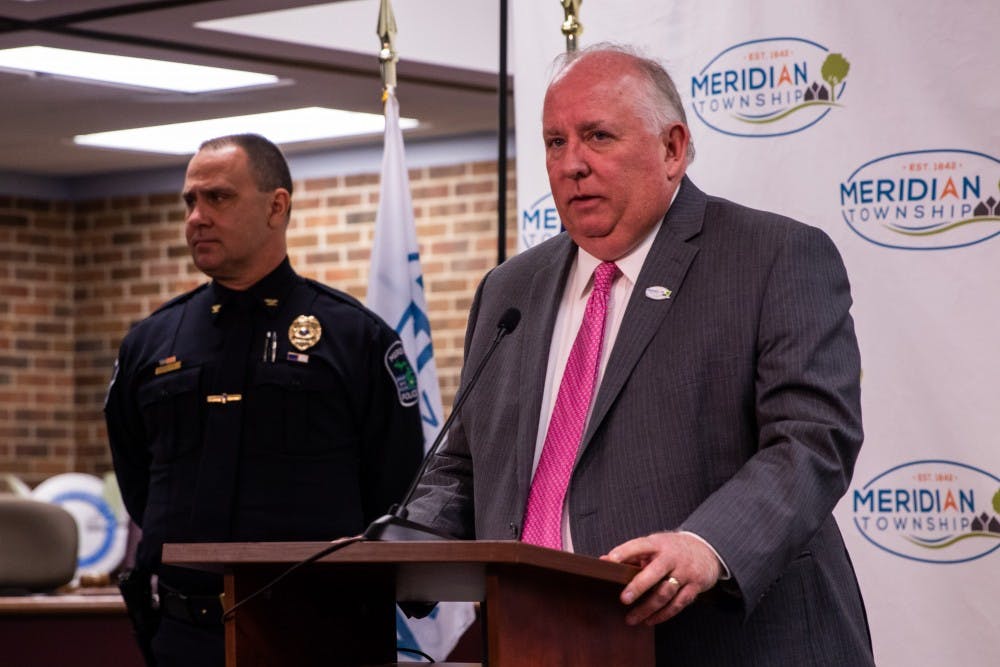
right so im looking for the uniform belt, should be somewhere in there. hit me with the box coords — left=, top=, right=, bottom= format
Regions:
left=159, top=588, right=224, bottom=627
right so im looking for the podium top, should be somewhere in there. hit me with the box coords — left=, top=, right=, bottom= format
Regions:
left=164, top=540, right=654, bottom=665
left=163, top=539, right=638, bottom=586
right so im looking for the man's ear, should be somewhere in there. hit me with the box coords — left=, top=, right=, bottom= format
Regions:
left=268, top=189, right=291, bottom=227
left=662, top=123, right=690, bottom=180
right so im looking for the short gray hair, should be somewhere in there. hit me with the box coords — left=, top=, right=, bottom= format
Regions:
left=550, top=43, right=695, bottom=162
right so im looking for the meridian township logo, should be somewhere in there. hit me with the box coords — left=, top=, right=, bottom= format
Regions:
left=852, top=460, right=1000, bottom=564
left=840, top=149, right=1000, bottom=250
left=691, top=37, right=849, bottom=137
left=520, top=191, right=563, bottom=249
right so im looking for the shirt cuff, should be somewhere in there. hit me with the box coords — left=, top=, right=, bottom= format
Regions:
left=678, top=530, right=731, bottom=581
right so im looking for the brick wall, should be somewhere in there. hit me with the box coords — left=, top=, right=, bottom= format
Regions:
left=1, top=158, right=517, bottom=484
left=0, top=198, right=76, bottom=480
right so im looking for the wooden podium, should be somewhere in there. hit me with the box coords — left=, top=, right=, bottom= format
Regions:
left=163, top=540, right=653, bottom=666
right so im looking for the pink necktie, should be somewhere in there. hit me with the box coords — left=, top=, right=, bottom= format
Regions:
left=522, top=261, right=620, bottom=549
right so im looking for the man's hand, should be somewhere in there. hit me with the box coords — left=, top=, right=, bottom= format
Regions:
left=601, top=531, right=721, bottom=626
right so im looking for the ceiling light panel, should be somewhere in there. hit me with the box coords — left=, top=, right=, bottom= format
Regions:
left=0, top=46, right=279, bottom=93
left=73, top=107, right=419, bottom=155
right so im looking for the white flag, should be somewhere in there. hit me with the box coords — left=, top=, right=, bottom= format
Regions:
left=368, top=88, right=476, bottom=662
left=368, top=89, right=444, bottom=449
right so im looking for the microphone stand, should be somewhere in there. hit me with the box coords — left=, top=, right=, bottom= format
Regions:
left=364, top=308, right=520, bottom=542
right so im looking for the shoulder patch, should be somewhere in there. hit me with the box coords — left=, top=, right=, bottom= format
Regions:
left=384, top=340, right=419, bottom=407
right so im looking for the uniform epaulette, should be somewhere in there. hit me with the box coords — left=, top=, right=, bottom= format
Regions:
left=303, top=277, right=366, bottom=310
left=302, top=278, right=391, bottom=329
left=148, top=283, right=210, bottom=316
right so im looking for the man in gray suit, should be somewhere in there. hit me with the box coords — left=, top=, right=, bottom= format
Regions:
left=408, top=44, right=874, bottom=665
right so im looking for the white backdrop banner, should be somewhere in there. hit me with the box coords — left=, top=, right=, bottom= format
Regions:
left=512, top=2, right=1000, bottom=664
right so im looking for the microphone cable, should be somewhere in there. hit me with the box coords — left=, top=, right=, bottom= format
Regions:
left=219, top=534, right=364, bottom=623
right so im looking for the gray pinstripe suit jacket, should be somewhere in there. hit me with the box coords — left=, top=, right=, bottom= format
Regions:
left=408, top=178, right=875, bottom=666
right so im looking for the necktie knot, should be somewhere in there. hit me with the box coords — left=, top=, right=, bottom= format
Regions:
left=593, top=261, right=619, bottom=296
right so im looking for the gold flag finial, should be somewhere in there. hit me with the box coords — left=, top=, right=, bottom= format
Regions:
left=377, top=0, right=398, bottom=94
left=560, top=0, right=583, bottom=52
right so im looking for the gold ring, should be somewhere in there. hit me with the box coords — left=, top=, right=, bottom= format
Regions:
left=666, top=576, right=681, bottom=587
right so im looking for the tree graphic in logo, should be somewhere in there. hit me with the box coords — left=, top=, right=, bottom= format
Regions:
left=821, top=53, right=851, bottom=102
left=805, top=53, right=851, bottom=103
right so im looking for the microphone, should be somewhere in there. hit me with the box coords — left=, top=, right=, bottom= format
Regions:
left=364, top=307, right=521, bottom=542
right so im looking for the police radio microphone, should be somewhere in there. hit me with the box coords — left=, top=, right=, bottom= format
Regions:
left=364, top=307, right=521, bottom=542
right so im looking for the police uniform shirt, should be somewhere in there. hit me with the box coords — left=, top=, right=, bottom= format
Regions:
left=105, top=258, right=424, bottom=589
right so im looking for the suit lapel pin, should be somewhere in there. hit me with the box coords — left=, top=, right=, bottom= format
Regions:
left=644, top=286, right=672, bottom=300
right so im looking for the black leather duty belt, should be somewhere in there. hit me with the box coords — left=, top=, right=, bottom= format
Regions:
left=159, top=588, right=224, bottom=627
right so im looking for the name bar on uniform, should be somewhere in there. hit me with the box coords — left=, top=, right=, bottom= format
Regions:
left=206, top=394, right=242, bottom=404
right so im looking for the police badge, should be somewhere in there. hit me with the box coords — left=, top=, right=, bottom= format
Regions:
left=289, top=315, right=322, bottom=351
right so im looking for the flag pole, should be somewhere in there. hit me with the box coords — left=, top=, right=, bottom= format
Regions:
left=377, top=0, right=398, bottom=99
left=496, top=0, right=508, bottom=265
left=560, top=0, right=583, bottom=52
left=370, top=1, right=478, bottom=657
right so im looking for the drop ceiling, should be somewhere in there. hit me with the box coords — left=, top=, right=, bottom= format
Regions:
left=0, top=0, right=504, bottom=177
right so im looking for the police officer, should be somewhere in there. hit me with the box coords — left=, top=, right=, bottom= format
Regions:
left=105, top=134, right=424, bottom=666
